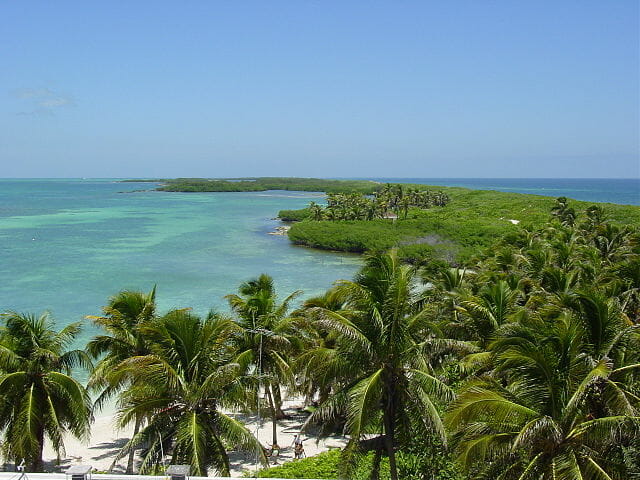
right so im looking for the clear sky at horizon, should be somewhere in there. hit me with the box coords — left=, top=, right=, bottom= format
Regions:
left=1, top=1, right=638, bottom=178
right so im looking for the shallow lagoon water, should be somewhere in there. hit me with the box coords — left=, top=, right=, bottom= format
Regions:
left=0, top=179, right=361, bottom=346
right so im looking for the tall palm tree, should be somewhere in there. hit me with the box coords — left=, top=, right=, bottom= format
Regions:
left=86, top=287, right=157, bottom=473
left=0, top=312, right=92, bottom=471
left=308, top=201, right=324, bottom=221
left=304, top=250, right=454, bottom=480
left=294, top=288, right=348, bottom=409
left=112, top=310, right=265, bottom=476
left=225, top=274, right=302, bottom=448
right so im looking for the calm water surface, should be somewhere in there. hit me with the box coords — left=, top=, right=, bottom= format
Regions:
left=0, top=179, right=361, bottom=345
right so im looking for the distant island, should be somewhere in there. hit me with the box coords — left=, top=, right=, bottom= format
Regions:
left=122, top=176, right=381, bottom=193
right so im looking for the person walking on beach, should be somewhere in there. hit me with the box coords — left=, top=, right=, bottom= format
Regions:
left=292, top=434, right=305, bottom=459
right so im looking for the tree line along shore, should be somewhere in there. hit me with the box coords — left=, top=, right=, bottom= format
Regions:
left=1, top=192, right=639, bottom=479
left=124, top=177, right=640, bottom=265
left=277, top=183, right=640, bottom=264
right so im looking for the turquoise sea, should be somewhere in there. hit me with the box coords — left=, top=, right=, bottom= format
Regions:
left=0, top=179, right=361, bottom=347
left=1, top=177, right=638, bottom=350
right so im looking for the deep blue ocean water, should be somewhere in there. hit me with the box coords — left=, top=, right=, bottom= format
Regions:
left=369, top=178, right=640, bottom=205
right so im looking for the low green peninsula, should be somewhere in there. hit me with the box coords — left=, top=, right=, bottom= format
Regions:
left=128, top=177, right=381, bottom=193
left=278, top=184, right=640, bottom=264
left=129, top=177, right=640, bottom=265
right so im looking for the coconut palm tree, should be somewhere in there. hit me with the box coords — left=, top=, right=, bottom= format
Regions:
left=308, top=201, right=324, bottom=221
left=225, top=274, right=302, bottom=449
left=0, top=312, right=92, bottom=471
left=551, top=197, right=577, bottom=227
left=304, top=250, right=454, bottom=480
left=294, top=288, right=347, bottom=410
left=446, top=312, right=640, bottom=479
left=86, top=287, right=157, bottom=473
left=112, top=309, right=265, bottom=476
left=455, top=280, right=519, bottom=348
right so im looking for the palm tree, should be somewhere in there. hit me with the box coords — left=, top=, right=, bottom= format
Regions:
left=446, top=313, right=640, bottom=479
left=0, top=312, right=92, bottom=471
left=304, top=250, right=454, bottom=480
left=294, top=288, right=347, bottom=409
left=225, top=274, right=302, bottom=449
left=112, top=309, right=265, bottom=476
left=86, top=287, right=157, bottom=473
left=455, top=280, right=519, bottom=348
left=551, top=197, right=577, bottom=227
left=308, top=201, right=324, bottom=221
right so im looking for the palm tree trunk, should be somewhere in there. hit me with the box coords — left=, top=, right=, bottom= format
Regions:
left=126, top=415, right=141, bottom=473
left=383, top=399, right=398, bottom=480
left=273, top=384, right=286, bottom=419
left=32, top=426, right=45, bottom=472
left=370, top=448, right=382, bottom=480
left=265, top=385, right=279, bottom=447
left=319, top=385, right=330, bottom=405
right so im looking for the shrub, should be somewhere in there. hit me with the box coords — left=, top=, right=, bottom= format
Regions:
left=251, top=449, right=341, bottom=478
left=350, top=447, right=464, bottom=480
left=279, top=208, right=311, bottom=222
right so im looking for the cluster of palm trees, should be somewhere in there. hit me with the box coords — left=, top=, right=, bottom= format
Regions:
left=436, top=200, right=640, bottom=479
left=307, top=184, right=450, bottom=221
left=1, top=198, right=638, bottom=479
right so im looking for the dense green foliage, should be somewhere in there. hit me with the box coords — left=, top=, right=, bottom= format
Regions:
left=285, top=188, right=640, bottom=263
left=305, top=185, right=450, bottom=222
left=252, top=449, right=341, bottom=478
left=350, top=446, right=464, bottom=480
left=1, top=195, right=639, bottom=479
left=287, top=217, right=505, bottom=262
left=279, top=207, right=312, bottom=222
left=109, top=310, right=266, bottom=476
left=225, top=274, right=302, bottom=448
left=0, top=312, right=92, bottom=471
left=253, top=446, right=463, bottom=480
left=85, top=287, right=158, bottom=473
left=299, top=250, right=455, bottom=480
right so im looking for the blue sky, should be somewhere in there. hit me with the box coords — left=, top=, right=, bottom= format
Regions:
left=1, top=1, right=638, bottom=178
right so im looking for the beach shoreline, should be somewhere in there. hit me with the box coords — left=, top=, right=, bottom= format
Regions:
left=35, top=399, right=346, bottom=478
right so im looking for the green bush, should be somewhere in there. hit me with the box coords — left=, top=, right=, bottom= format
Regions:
left=251, top=449, right=341, bottom=478
left=250, top=446, right=464, bottom=480
left=278, top=208, right=311, bottom=222
left=288, top=220, right=402, bottom=253
left=284, top=187, right=640, bottom=264
left=350, top=447, right=464, bottom=480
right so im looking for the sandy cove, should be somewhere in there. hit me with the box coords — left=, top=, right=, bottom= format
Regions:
left=37, top=400, right=347, bottom=478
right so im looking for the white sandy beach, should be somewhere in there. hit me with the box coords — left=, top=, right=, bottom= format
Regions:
left=39, top=400, right=347, bottom=477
